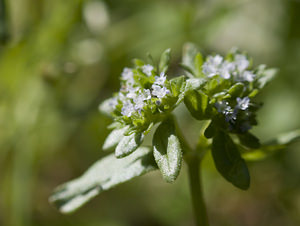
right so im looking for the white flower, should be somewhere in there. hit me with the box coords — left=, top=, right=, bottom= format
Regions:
left=152, top=84, right=170, bottom=99
left=121, top=67, right=134, bottom=84
left=234, top=54, right=249, bottom=72
left=242, top=71, right=255, bottom=82
left=203, top=55, right=234, bottom=79
left=133, top=89, right=152, bottom=112
left=126, top=87, right=139, bottom=99
left=108, top=97, right=118, bottom=109
left=143, top=89, right=152, bottom=100
left=134, top=95, right=145, bottom=111
left=142, top=64, right=154, bottom=76
left=202, top=55, right=223, bottom=78
left=121, top=101, right=135, bottom=117
left=236, top=97, right=250, bottom=110
left=154, top=72, right=167, bottom=85
left=215, top=101, right=231, bottom=114
left=215, top=101, right=237, bottom=123
left=220, top=62, right=235, bottom=79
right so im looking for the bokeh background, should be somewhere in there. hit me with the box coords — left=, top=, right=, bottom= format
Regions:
left=1, top=0, right=300, bottom=225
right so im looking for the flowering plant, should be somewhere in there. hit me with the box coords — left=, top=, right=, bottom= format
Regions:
left=50, top=43, right=300, bottom=225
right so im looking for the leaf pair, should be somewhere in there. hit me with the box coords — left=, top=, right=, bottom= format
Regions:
left=103, top=126, right=144, bottom=158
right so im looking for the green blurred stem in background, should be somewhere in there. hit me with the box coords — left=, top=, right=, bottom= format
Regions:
left=177, top=118, right=210, bottom=226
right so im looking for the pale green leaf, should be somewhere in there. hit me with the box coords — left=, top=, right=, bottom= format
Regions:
left=102, top=126, right=129, bottom=151
left=153, top=118, right=182, bottom=183
left=49, top=147, right=157, bottom=214
left=115, top=132, right=144, bottom=158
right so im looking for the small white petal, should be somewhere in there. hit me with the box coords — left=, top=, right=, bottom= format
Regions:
left=142, top=64, right=154, bottom=76
left=236, top=97, right=250, bottom=110
left=121, top=101, right=135, bottom=117
left=154, top=72, right=167, bottom=85
left=234, top=54, right=249, bottom=72
left=152, top=84, right=170, bottom=99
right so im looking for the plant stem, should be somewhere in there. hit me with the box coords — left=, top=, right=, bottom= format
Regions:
left=186, top=155, right=209, bottom=226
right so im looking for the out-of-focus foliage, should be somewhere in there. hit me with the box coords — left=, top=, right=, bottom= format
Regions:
left=0, top=0, right=300, bottom=226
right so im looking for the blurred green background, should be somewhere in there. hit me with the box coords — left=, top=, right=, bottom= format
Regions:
left=0, top=0, right=300, bottom=225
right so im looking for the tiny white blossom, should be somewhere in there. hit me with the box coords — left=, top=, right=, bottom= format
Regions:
left=234, top=54, right=249, bottom=72
left=143, top=89, right=152, bottom=100
left=142, top=64, right=154, bottom=76
left=121, top=67, right=134, bottom=84
left=121, top=101, right=135, bottom=117
left=202, top=55, right=223, bottom=78
left=242, top=71, right=255, bottom=82
left=220, top=62, right=235, bottom=79
left=236, top=97, right=250, bottom=110
left=152, top=84, right=170, bottom=99
left=126, top=87, right=139, bottom=99
left=154, top=72, right=167, bottom=85
left=215, top=101, right=237, bottom=123
left=134, top=95, right=145, bottom=111
left=118, top=92, right=127, bottom=102
left=108, top=97, right=118, bottom=109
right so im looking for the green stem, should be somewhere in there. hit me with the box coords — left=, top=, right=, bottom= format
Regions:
left=186, top=155, right=209, bottom=226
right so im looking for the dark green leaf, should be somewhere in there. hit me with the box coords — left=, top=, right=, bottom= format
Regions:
left=184, top=90, right=211, bottom=120
left=153, top=118, right=183, bottom=183
left=204, top=121, right=215, bottom=139
left=212, top=131, right=250, bottom=190
left=49, top=147, right=157, bottom=214
left=238, top=132, right=260, bottom=149
left=243, top=129, right=300, bottom=161
left=115, top=132, right=144, bottom=158
left=159, top=48, right=171, bottom=74
left=228, top=83, right=244, bottom=97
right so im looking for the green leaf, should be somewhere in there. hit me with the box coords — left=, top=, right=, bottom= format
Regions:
left=115, top=132, right=144, bottom=158
left=170, top=76, right=186, bottom=97
left=204, top=121, right=215, bottom=139
left=238, top=132, right=260, bottom=149
left=159, top=48, right=171, bottom=74
left=49, top=147, right=157, bottom=214
left=243, top=129, right=300, bottom=161
left=194, top=53, right=203, bottom=77
left=102, top=126, right=129, bottom=151
left=228, top=83, right=244, bottom=97
left=182, top=42, right=198, bottom=77
left=185, top=78, right=206, bottom=92
left=133, top=58, right=145, bottom=67
left=184, top=90, right=211, bottom=120
left=98, top=97, right=116, bottom=117
left=153, top=118, right=183, bottom=183
left=212, top=131, right=250, bottom=190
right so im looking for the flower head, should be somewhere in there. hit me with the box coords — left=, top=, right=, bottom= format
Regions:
left=152, top=84, right=170, bottom=99
left=142, top=64, right=154, bottom=76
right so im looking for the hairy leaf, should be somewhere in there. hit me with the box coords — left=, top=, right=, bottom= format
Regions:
left=102, top=126, right=129, bottom=151
left=49, top=147, right=157, bottom=214
left=115, top=132, right=144, bottom=158
left=238, top=132, right=260, bottom=149
left=153, top=118, right=182, bottom=183
left=98, top=97, right=116, bottom=117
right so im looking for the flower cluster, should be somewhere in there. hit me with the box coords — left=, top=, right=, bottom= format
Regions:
left=107, top=62, right=176, bottom=132
left=198, top=51, right=263, bottom=133
left=202, top=54, right=255, bottom=82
